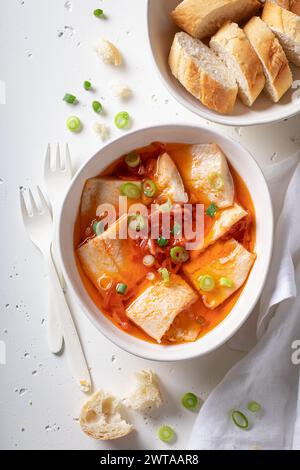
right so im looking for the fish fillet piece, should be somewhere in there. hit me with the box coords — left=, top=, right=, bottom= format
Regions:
left=154, top=152, right=188, bottom=203
left=183, top=239, right=256, bottom=309
left=80, top=177, right=142, bottom=230
left=171, top=144, right=234, bottom=208
left=126, top=274, right=198, bottom=343
left=77, top=215, right=147, bottom=291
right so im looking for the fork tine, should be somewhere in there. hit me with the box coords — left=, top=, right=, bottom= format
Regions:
left=28, top=188, right=39, bottom=215
left=56, top=144, right=61, bottom=170
left=44, top=143, right=51, bottom=172
left=36, top=185, right=50, bottom=214
left=65, top=143, right=72, bottom=174
left=20, top=190, right=29, bottom=220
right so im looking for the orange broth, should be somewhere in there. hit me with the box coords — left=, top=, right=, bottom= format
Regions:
left=74, top=142, right=256, bottom=345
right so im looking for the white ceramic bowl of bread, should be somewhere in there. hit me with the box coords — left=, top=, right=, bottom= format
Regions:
left=59, top=124, right=273, bottom=362
left=147, top=0, right=300, bottom=126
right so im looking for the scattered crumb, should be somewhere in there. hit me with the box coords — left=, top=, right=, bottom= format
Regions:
left=111, top=81, right=132, bottom=100
left=95, top=39, right=122, bottom=66
left=93, top=122, right=110, bottom=141
left=80, top=379, right=91, bottom=393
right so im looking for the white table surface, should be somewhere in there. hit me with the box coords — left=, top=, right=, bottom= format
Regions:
left=0, top=0, right=300, bottom=451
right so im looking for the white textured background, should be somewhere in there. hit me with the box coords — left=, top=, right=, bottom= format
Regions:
left=0, top=0, right=300, bottom=450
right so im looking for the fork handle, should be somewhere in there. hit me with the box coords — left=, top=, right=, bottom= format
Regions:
left=47, top=292, right=64, bottom=354
left=46, top=249, right=92, bottom=393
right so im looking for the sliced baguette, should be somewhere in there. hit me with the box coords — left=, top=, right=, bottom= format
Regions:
left=270, top=0, right=300, bottom=16
left=262, top=1, right=300, bottom=66
left=171, top=0, right=262, bottom=39
left=244, top=16, right=293, bottom=102
left=210, top=22, right=265, bottom=106
left=168, top=32, right=238, bottom=114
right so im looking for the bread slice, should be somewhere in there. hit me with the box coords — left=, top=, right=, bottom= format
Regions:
left=270, top=0, right=300, bottom=16
left=244, top=17, right=293, bottom=102
left=171, top=0, right=262, bottom=39
left=210, top=22, right=265, bottom=106
left=168, top=32, right=238, bottom=114
left=79, top=391, right=133, bottom=440
left=262, top=1, right=300, bottom=66
left=127, top=370, right=163, bottom=411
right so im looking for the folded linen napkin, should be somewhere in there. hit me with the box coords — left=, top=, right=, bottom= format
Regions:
left=189, top=153, right=300, bottom=450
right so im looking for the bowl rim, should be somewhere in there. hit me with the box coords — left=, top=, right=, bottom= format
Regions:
left=145, top=0, right=300, bottom=127
left=58, top=123, right=274, bottom=362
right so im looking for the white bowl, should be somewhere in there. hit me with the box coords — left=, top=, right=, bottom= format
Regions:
left=146, top=0, right=300, bottom=127
left=59, top=124, right=273, bottom=361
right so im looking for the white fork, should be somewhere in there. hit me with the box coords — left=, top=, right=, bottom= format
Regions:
left=20, top=187, right=91, bottom=393
left=43, top=144, right=72, bottom=352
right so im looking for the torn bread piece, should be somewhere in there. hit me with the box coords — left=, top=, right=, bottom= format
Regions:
left=262, top=1, right=300, bottom=66
left=126, top=274, right=198, bottom=343
left=171, top=0, right=261, bottom=39
left=77, top=215, right=148, bottom=291
left=80, top=391, right=133, bottom=440
left=183, top=239, right=256, bottom=309
left=210, top=22, right=265, bottom=106
left=244, top=16, right=293, bottom=102
left=127, top=370, right=162, bottom=411
left=168, top=32, right=238, bottom=115
left=171, top=143, right=234, bottom=208
left=272, top=0, right=300, bottom=15
left=154, top=152, right=188, bottom=203
left=80, top=177, right=142, bottom=230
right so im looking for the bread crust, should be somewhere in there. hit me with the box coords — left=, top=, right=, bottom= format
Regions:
left=210, top=22, right=265, bottom=106
left=171, top=0, right=262, bottom=39
left=244, top=16, right=293, bottom=101
left=168, top=33, right=238, bottom=114
left=262, top=1, right=300, bottom=65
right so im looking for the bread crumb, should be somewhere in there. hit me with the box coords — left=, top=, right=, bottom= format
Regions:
left=127, top=370, right=162, bottom=411
left=111, top=81, right=132, bottom=100
left=93, top=122, right=110, bottom=141
left=80, top=379, right=91, bottom=393
left=95, top=39, right=122, bottom=66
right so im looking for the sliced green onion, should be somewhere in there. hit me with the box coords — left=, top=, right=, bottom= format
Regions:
left=247, top=401, right=262, bottom=413
left=120, top=182, right=141, bottom=199
left=157, top=425, right=174, bottom=443
left=219, top=277, right=234, bottom=288
left=209, top=172, right=224, bottom=190
left=92, top=101, right=102, bottom=113
left=143, top=255, right=155, bottom=267
left=231, top=410, right=249, bottom=430
left=128, top=214, right=146, bottom=231
left=94, top=8, right=104, bottom=17
left=181, top=392, right=199, bottom=410
left=171, top=223, right=182, bottom=236
left=157, top=236, right=169, bottom=248
left=170, top=246, right=189, bottom=264
left=125, top=152, right=140, bottom=168
left=115, top=111, right=130, bottom=129
left=206, top=203, right=218, bottom=218
left=198, top=275, right=215, bottom=292
left=66, top=116, right=81, bottom=133
left=116, top=283, right=128, bottom=295
left=83, top=81, right=92, bottom=90
left=92, top=221, right=104, bottom=236
left=63, top=93, right=77, bottom=104
left=142, top=179, right=157, bottom=198
left=158, top=268, right=170, bottom=283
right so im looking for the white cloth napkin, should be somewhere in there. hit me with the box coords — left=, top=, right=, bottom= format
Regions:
left=189, top=153, right=300, bottom=450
